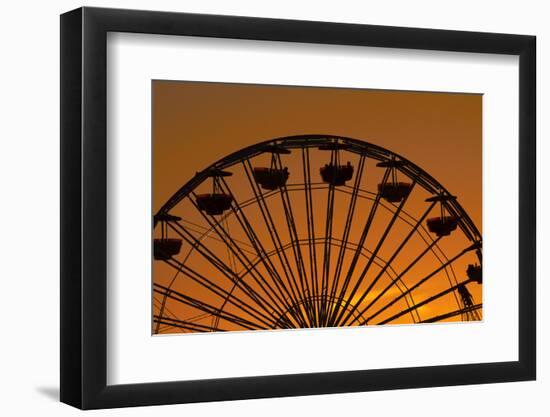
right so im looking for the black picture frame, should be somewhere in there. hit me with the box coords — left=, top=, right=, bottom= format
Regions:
left=60, top=6, right=536, bottom=410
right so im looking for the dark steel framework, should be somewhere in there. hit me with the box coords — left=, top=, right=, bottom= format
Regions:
left=153, top=135, right=483, bottom=333
left=61, top=6, right=536, bottom=410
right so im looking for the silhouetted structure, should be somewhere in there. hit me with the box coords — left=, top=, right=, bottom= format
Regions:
left=319, top=141, right=354, bottom=186
left=195, top=169, right=234, bottom=215
left=467, top=264, right=482, bottom=284
left=153, top=135, right=482, bottom=333
left=252, top=144, right=291, bottom=190
left=425, top=193, right=459, bottom=237
left=457, top=283, right=482, bottom=321
left=153, top=214, right=182, bottom=260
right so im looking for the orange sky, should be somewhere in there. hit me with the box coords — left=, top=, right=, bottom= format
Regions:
left=152, top=80, right=482, bottom=334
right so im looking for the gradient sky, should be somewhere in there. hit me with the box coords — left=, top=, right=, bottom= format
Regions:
left=152, top=80, right=482, bottom=334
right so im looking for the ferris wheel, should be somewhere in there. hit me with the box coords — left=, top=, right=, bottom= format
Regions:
left=152, top=134, right=482, bottom=334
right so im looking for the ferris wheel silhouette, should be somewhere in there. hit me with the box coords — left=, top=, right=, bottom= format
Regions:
left=153, top=134, right=482, bottom=334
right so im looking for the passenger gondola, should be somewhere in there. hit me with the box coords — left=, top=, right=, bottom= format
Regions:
left=196, top=193, right=233, bottom=215
left=426, top=215, right=458, bottom=236
left=320, top=162, right=354, bottom=186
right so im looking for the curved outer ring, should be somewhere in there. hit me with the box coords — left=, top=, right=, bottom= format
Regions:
left=154, top=134, right=482, bottom=247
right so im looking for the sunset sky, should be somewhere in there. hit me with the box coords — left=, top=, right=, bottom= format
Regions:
left=152, top=80, right=482, bottom=334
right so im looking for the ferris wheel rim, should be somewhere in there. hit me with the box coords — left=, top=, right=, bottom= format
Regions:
left=154, top=134, right=481, bottom=244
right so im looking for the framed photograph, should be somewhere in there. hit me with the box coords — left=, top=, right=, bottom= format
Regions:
left=60, top=6, right=536, bottom=409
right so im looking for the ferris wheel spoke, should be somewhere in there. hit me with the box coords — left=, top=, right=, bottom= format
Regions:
left=241, top=160, right=310, bottom=327
left=328, top=167, right=391, bottom=325
left=232, top=173, right=308, bottom=329
left=361, top=242, right=480, bottom=325
left=214, top=278, right=292, bottom=330
left=154, top=263, right=184, bottom=334
left=320, top=175, right=336, bottom=325
left=188, top=189, right=294, bottom=320
left=240, top=163, right=298, bottom=283
left=324, top=186, right=422, bottom=323
left=420, top=303, right=482, bottom=323
left=188, top=192, right=303, bottom=326
left=227, top=215, right=303, bottom=326
left=272, top=154, right=313, bottom=325
left=153, top=295, right=187, bottom=334
left=342, top=202, right=437, bottom=327
left=154, top=283, right=270, bottom=330
left=154, top=286, right=258, bottom=331
left=161, top=258, right=281, bottom=329
left=302, top=146, right=321, bottom=326
left=351, top=234, right=444, bottom=325
left=326, top=154, right=366, bottom=325
left=334, top=180, right=417, bottom=327
left=167, top=221, right=286, bottom=320
left=377, top=279, right=475, bottom=325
